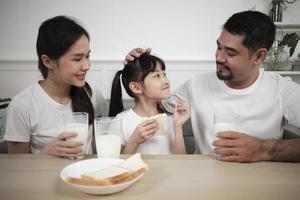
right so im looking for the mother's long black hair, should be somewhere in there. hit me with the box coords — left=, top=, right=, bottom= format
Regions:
left=36, top=16, right=94, bottom=124
left=109, top=54, right=165, bottom=117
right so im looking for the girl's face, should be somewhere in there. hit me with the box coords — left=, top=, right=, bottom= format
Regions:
left=49, top=35, right=91, bottom=88
left=142, top=63, right=170, bottom=100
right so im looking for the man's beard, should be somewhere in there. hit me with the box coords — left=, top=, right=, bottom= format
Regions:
left=216, top=62, right=234, bottom=81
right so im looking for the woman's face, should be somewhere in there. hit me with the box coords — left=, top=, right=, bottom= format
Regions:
left=50, top=35, right=91, bottom=88
left=142, top=63, right=170, bottom=100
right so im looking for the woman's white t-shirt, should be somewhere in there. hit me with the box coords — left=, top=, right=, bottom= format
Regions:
left=4, top=82, right=108, bottom=154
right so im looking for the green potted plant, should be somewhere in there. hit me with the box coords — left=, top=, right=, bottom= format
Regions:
left=265, top=32, right=300, bottom=71
left=278, top=32, right=300, bottom=57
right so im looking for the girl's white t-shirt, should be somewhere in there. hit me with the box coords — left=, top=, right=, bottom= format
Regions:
left=116, top=109, right=174, bottom=154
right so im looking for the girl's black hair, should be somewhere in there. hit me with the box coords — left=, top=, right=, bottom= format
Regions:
left=36, top=15, right=94, bottom=124
left=109, top=54, right=165, bottom=117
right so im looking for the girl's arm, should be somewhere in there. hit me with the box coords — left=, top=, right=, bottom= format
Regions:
left=173, top=126, right=187, bottom=154
left=172, top=101, right=190, bottom=154
left=122, top=119, right=158, bottom=154
left=122, top=139, right=139, bottom=154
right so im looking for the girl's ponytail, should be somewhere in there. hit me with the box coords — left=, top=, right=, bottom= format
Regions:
left=109, top=70, right=124, bottom=116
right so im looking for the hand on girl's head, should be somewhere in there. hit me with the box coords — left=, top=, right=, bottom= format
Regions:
left=124, top=47, right=152, bottom=64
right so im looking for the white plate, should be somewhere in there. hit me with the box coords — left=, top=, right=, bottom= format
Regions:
left=60, top=158, right=144, bottom=195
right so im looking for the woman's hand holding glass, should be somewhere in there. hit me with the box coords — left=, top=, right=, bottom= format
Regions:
left=41, top=131, right=84, bottom=159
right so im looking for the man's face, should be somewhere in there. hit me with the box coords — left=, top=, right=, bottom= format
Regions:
left=215, top=30, right=259, bottom=88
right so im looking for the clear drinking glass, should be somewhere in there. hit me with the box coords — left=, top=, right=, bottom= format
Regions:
left=213, top=113, right=239, bottom=136
left=63, top=112, right=89, bottom=159
left=94, top=117, right=122, bottom=158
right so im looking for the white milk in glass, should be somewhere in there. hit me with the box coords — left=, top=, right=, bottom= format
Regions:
left=213, top=113, right=239, bottom=140
left=96, top=135, right=121, bottom=158
left=214, top=122, right=238, bottom=134
left=64, top=123, right=88, bottom=154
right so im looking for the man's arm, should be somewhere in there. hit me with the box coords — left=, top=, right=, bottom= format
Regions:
left=124, top=48, right=151, bottom=64
left=213, top=131, right=300, bottom=162
left=263, top=138, right=300, bottom=162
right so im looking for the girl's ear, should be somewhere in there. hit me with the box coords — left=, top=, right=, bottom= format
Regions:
left=41, top=55, right=56, bottom=69
left=129, top=82, right=142, bottom=94
left=253, top=48, right=268, bottom=65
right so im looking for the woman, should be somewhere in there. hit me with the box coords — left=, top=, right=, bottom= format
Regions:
left=4, top=16, right=108, bottom=158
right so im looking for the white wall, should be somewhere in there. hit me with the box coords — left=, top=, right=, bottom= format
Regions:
left=0, top=0, right=299, bottom=98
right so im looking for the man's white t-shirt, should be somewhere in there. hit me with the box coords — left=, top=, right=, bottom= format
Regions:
left=162, top=69, right=300, bottom=154
left=4, top=82, right=108, bottom=154
left=116, top=109, right=174, bottom=154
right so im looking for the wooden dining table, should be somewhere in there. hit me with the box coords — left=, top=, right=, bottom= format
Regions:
left=0, top=154, right=299, bottom=200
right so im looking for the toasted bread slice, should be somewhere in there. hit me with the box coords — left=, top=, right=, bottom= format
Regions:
left=67, top=153, right=148, bottom=186
left=68, top=175, right=112, bottom=186
left=114, top=168, right=146, bottom=184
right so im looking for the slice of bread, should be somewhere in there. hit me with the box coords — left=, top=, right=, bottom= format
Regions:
left=117, top=153, right=149, bottom=171
left=68, top=175, right=112, bottom=186
left=82, top=165, right=131, bottom=183
left=67, top=153, right=148, bottom=186
left=143, top=113, right=167, bottom=135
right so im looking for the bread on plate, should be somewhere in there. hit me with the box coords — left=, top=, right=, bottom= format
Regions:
left=68, top=153, right=148, bottom=186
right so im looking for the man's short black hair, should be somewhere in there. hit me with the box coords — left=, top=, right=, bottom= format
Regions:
left=223, top=10, right=276, bottom=52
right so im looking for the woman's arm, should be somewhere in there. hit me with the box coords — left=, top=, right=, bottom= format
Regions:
left=7, top=141, right=30, bottom=153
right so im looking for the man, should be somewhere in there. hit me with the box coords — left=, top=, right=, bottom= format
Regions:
left=125, top=11, right=300, bottom=162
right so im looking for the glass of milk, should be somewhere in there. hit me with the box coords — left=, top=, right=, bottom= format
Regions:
left=213, top=113, right=239, bottom=139
left=63, top=112, right=89, bottom=159
left=94, top=117, right=122, bottom=158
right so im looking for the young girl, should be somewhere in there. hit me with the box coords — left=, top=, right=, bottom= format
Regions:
left=109, top=54, right=190, bottom=154
left=4, top=16, right=108, bottom=158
